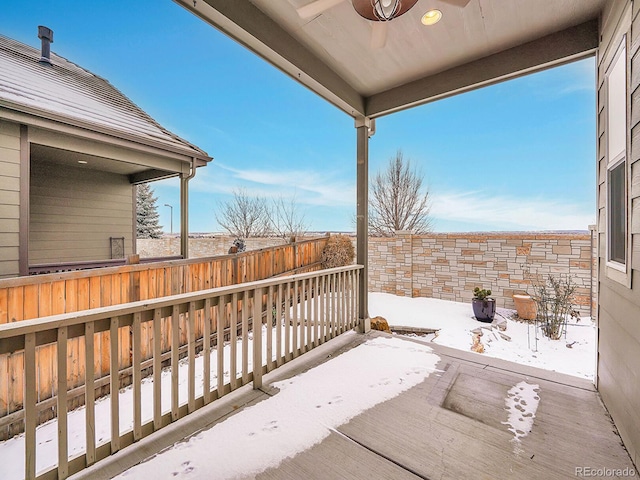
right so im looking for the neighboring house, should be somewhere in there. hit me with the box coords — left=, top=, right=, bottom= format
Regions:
left=0, top=28, right=211, bottom=278
left=175, top=0, right=638, bottom=466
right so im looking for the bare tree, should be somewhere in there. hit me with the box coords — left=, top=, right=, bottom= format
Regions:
left=369, top=150, right=432, bottom=236
left=269, top=193, right=309, bottom=239
left=216, top=188, right=271, bottom=238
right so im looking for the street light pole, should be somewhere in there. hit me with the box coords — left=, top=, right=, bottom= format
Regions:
left=164, top=204, right=173, bottom=235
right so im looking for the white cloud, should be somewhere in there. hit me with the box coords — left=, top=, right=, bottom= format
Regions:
left=430, top=191, right=594, bottom=231
left=193, top=163, right=355, bottom=207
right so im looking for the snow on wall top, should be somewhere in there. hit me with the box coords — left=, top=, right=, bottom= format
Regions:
left=0, top=34, right=209, bottom=160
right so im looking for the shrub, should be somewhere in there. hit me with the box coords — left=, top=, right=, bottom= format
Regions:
left=530, top=274, right=576, bottom=340
left=321, top=235, right=355, bottom=268
left=472, top=287, right=492, bottom=301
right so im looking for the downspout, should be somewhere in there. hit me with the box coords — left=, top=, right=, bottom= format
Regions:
left=180, top=157, right=197, bottom=259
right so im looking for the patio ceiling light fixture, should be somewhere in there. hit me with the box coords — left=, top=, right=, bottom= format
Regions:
left=352, top=0, right=419, bottom=21
left=421, top=9, right=442, bottom=25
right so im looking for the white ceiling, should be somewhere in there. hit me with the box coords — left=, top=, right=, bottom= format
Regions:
left=178, top=0, right=606, bottom=117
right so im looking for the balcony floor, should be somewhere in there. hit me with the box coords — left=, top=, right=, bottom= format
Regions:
left=74, top=332, right=637, bottom=480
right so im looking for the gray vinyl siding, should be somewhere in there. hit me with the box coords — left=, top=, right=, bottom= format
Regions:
left=0, top=119, right=20, bottom=278
left=29, top=159, right=133, bottom=264
left=597, top=0, right=640, bottom=468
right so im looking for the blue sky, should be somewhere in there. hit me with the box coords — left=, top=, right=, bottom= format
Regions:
left=1, top=0, right=596, bottom=233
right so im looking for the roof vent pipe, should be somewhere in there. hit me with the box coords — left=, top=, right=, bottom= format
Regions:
left=37, top=26, right=54, bottom=65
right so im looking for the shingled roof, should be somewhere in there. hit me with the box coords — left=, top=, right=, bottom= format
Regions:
left=0, top=33, right=210, bottom=161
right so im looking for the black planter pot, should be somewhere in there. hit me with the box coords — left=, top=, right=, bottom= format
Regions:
left=472, top=298, right=496, bottom=323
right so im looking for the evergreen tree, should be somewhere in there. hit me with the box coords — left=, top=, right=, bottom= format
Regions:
left=136, top=183, right=163, bottom=239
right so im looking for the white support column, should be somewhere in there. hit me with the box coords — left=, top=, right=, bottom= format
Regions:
left=356, top=117, right=371, bottom=333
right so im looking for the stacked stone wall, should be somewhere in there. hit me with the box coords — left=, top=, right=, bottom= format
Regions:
left=368, top=231, right=596, bottom=316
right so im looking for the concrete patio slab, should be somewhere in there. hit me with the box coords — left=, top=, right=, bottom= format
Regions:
left=73, top=331, right=637, bottom=480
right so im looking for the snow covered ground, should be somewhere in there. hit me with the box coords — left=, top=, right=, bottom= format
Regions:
left=0, top=292, right=596, bottom=479
left=369, top=292, right=596, bottom=380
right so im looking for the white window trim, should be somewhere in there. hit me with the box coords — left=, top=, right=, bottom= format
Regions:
left=603, top=34, right=631, bottom=287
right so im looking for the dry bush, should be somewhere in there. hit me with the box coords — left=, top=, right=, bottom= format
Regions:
left=321, top=234, right=355, bottom=268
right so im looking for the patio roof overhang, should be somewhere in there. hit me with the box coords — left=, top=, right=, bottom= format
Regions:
left=175, top=0, right=603, bottom=119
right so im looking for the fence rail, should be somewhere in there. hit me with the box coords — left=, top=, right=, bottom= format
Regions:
left=0, top=237, right=329, bottom=440
left=0, top=264, right=362, bottom=480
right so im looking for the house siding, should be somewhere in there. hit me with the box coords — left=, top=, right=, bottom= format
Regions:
left=0, top=119, right=20, bottom=278
left=597, top=0, right=640, bottom=468
left=29, top=159, right=134, bottom=264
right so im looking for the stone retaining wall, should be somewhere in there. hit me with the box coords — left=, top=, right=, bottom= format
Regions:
left=368, top=231, right=596, bottom=316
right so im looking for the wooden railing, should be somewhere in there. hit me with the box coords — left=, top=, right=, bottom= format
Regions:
left=0, top=237, right=329, bottom=440
left=0, top=265, right=362, bottom=480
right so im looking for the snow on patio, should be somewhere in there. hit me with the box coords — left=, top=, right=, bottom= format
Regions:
left=369, top=292, right=596, bottom=380
left=0, top=292, right=596, bottom=479
left=115, top=336, right=440, bottom=479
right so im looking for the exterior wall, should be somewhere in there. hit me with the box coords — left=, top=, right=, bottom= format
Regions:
left=0, top=120, right=20, bottom=278
left=29, top=159, right=134, bottom=264
left=596, top=0, right=640, bottom=468
left=368, top=232, right=595, bottom=316
left=137, top=236, right=301, bottom=258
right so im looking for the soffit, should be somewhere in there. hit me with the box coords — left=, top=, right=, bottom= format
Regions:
left=181, top=0, right=606, bottom=117
left=30, top=144, right=176, bottom=182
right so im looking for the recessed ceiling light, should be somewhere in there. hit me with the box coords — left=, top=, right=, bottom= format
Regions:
left=78, top=160, right=88, bottom=164
left=421, top=9, right=442, bottom=26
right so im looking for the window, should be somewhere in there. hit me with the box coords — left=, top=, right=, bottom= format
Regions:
left=608, top=161, right=625, bottom=264
left=605, top=38, right=627, bottom=273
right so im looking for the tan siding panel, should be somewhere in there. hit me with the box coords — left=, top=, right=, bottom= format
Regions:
left=29, top=160, right=133, bottom=264
left=601, top=0, right=629, bottom=66
left=632, top=197, right=640, bottom=234
left=632, top=86, right=640, bottom=128
left=598, top=182, right=606, bottom=208
left=0, top=135, right=19, bottom=151
left=631, top=48, right=640, bottom=93
left=0, top=191, right=19, bottom=206
left=0, top=247, right=19, bottom=262
left=0, top=176, right=19, bottom=192
left=633, top=234, right=640, bottom=270
left=29, top=195, right=132, bottom=212
left=632, top=159, right=640, bottom=198
left=632, top=12, right=640, bottom=57
left=0, top=261, right=19, bottom=278
left=0, top=218, right=19, bottom=233
left=0, top=147, right=19, bottom=164
left=0, top=204, right=19, bottom=220
left=0, top=233, right=19, bottom=247
left=632, top=123, right=640, bottom=163
left=0, top=161, right=19, bottom=178
left=598, top=157, right=606, bottom=186
left=0, top=120, right=20, bottom=138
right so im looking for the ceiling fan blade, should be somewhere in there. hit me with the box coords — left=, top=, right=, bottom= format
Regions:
left=370, top=21, right=388, bottom=49
left=297, top=0, right=346, bottom=19
left=439, top=0, right=472, bottom=7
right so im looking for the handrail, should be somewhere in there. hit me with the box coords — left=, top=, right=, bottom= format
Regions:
left=0, top=264, right=362, bottom=480
left=0, top=265, right=361, bottom=343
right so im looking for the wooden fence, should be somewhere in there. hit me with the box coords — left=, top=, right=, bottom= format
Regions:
left=0, top=264, right=362, bottom=480
left=0, top=237, right=329, bottom=439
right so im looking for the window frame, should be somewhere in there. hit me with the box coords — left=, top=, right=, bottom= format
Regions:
left=604, top=35, right=631, bottom=285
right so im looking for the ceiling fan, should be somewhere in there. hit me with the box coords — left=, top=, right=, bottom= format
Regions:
left=297, top=0, right=471, bottom=48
